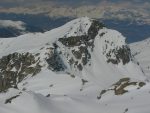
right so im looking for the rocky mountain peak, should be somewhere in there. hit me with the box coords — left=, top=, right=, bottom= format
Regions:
left=0, top=17, right=144, bottom=93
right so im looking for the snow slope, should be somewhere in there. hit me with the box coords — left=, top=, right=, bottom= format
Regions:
left=0, top=17, right=150, bottom=113
left=130, top=37, right=150, bottom=80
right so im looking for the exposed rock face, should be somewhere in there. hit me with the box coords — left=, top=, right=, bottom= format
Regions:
left=97, top=78, right=146, bottom=99
left=5, top=95, right=20, bottom=104
left=100, top=30, right=132, bottom=65
left=88, top=20, right=104, bottom=40
left=59, top=35, right=88, bottom=47
left=0, top=52, right=41, bottom=92
left=59, top=20, right=104, bottom=48
left=46, top=45, right=67, bottom=72
left=58, top=20, right=104, bottom=71
left=106, top=45, right=131, bottom=65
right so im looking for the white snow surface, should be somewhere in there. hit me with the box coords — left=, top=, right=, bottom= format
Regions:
left=130, top=37, right=150, bottom=80
left=0, top=17, right=150, bottom=113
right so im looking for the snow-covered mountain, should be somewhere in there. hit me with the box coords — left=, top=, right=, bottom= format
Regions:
left=0, top=17, right=149, bottom=113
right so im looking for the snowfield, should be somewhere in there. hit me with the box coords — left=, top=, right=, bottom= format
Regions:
left=0, top=17, right=150, bottom=113
left=130, top=38, right=150, bottom=80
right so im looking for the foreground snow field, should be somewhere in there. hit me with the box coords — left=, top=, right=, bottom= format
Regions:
left=0, top=17, right=150, bottom=113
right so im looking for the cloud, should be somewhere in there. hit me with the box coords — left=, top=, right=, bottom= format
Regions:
left=0, top=20, right=26, bottom=30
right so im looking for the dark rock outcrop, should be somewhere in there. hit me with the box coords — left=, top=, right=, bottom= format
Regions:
left=106, top=45, right=131, bottom=65
left=0, top=52, right=41, bottom=92
left=46, top=45, right=67, bottom=72
left=58, top=20, right=104, bottom=71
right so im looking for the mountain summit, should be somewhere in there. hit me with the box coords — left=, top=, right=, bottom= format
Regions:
left=0, top=17, right=149, bottom=113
